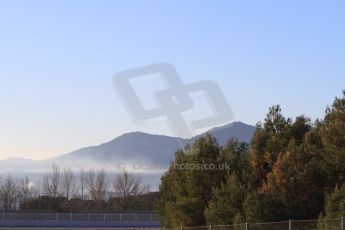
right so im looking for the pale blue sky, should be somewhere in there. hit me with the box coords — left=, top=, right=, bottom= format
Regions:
left=0, top=0, right=344, bottom=160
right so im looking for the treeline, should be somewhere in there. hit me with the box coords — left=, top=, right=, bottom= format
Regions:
left=0, top=167, right=158, bottom=212
left=158, top=91, right=345, bottom=227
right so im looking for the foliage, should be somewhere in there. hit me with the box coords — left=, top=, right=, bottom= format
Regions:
left=204, top=175, right=246, bottom=225
left=320, top=185, right=345, bottom=219
left=158, top=90, right=345, bottom=227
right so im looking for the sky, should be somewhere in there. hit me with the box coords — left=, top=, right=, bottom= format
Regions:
left=0, top=0, right=344, bottom=160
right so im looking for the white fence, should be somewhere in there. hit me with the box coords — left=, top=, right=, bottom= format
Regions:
left=163, top=218, right=344, bottom=230
left=1, top=213, right=344, bottom=229
left=0, top=211, right=160, bottom=228
left=0, top=211, right=160, bottom=222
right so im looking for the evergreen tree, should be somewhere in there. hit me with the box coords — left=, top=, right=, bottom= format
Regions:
left=320, top=184, right=345, bottom=219
left=158, top=90, right=345, bottom=225
left=158, top=135, right=224, bottom=227
left=321, top=91, right=345, bottom=184
left=204, top=175, right=245, bottom=225
left=251, top=105, right=292, bottom=185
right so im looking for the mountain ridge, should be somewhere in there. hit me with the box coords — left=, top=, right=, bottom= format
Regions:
left=0, top=121, right=256, bottom=173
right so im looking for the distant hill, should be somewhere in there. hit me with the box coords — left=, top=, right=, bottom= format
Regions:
left=48, top=132, right=186, bottom=167
left=192, top=121, right=256, bottom=145
left=0, top=122, right=256, bottom=178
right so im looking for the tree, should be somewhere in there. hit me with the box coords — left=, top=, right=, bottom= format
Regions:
left=113, top=171, right=141, bottom=210
left=320, top=184, right=345, bottom=219
left=221, top=139, right=251, bottom=185
left=261, top=137, right=325, bottom=220
left=141, top=184, right=151, bottom=195
left=158, top=135, right=225, bottom=227
left=0, top=175, right=19, bottom=211
left=19, top=176, right=32, bottom=209
left=62, top=168, right=78, bottom=211
left=321, top=91, right=345, bottom=184
left=79, top=168, right=87, bottom=200
left=243, top=190, right=278, bottom=223
left=318, top=184, right=345, bottom=229
left=86, top=169, right=107, bottom=202
left=251, top=105, right=292, bottom=185
left=42, top=164, right=61, bottom=210
left=204, top=175, right=246, bottom=225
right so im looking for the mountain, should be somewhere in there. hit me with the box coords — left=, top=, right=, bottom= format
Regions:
left=47, top=132, right=187, bottom=168
left=193, top=121, right=256, bottom=145
left=0, top=122, right=256, bottom=175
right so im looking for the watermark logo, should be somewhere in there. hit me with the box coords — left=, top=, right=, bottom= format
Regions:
left=113, top=63, right=234, bottom=138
